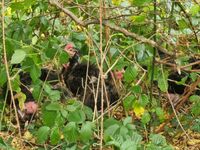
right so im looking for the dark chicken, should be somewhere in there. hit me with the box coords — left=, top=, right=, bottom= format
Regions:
left=3, top=72, right=38, bottom=122
left=62, top=44, right=119, bottom=110
left=3, top=66, right=60, bottom=122
left=3, top=43, right=119, bottom=119
left=167, top=57, right=200, bottom=95
left=168, top=72, right=187, bottom=94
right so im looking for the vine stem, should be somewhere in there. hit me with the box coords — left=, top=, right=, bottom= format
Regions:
left=1, top=0, right=21, bottom=136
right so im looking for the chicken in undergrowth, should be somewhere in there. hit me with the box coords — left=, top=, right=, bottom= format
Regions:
left=166, top=57, right=200, bottom=105
left=3, top=72, right=38, bottom=123
left=2, top=64, right=61, bottom=123
left=61, top=43, right=119, bottom=110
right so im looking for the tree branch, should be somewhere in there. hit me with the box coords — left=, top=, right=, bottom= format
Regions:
left=49, top=0, right=173, bottom=56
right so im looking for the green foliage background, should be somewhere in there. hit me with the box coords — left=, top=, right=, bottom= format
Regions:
left=0, top=0, right=200, bottom=149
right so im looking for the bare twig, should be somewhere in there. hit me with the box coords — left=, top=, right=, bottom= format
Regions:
left=180, top=60, right=200, bottom=69
left=99, top=1, right=104, bottom=149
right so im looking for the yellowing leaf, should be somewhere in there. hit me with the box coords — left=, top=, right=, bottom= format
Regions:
left=15, top=92, right=26, bottom=110
left=23, top=131, right=33, bottom=140
left=5, top=7, right=12, bottom=17
left=32, top=36, right=38, bottom=45
left=112, top=0, right=122, bottom=5
left=133, top=102, right=145, bottom=118
left=130, top=15, right=146, bottom=23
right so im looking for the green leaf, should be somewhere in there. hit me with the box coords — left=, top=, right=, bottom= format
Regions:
left=44, top=84, right=61, bottom=101
left=0, top=137, right=7, bottom=147
left=104, top=118, right=121, bottom=129
left=66, top=104, right=78, bottom=112
left=139, top=94, right=149, bottom=107
left=0, top=67, right=7, bottom=86
left=80, top=122, right=93, bottom=143
left=64, top=145, right=77, bottom=150
left=132, top=0, right=152, bottom=6
left=23, top=0, right=36, bottom=7
left=190, top=5, right=200, bottom=16
left=191, top=103, right=200, bottom=116
left=32, top=84, right=42, bottom=100
left=17, top=92, right=26, bottom=110
left=37, top=126, right=50, bottom=144
left=114, top=58, right=129, bottom=70
left=10, top=2, right=25, bottom=11
left=11, top=75, right=21, bottom=92
left=21, top=57, right=35, bottom=72
left=104, top=124, right=120, bottom=142
left=0, top=137, right=14, bottom=150
left=190, top=72, right=198, bottom=82
left=54, top=113, right=65, bottom=127
left=66, top=99, right=82, bottom=111
left=124, top=66, right=138, bottom=82
left=123, top=95, right=135, bottom=110
left=119, top=125, right=128, bottom=137
left=50, top=127, right=60, bottom=145
left=112, top=0, right=122, bottom=5
left=60, top=109, right=68, bottom=118
left=131, top=14, right=146, bottom=23
left=158, top=73, right=168, bottom=92
left=59, top=51, right=69, bottom=65
left=67, top=110, right=86, bottom=123
left=46, top=103, right=61, bottom=111
left=45, top=48, right=57, bottom=59
left=131, top=132, right=143, bottom=144
left=123, top=116, right=132, bottom=126
left=177, top=19, right=188, bottom=29
left=126, top=123, right=136, bottom=131
left=30, top=64, right=41, bottom=82
left=44, top=84, right=51, bottom=93
left=149, top=134, right=167, bottom=146
left=5, top=39, right=17, bottom=60
left=72, top=32, right=86, bottom=41
left=42, top=107, right=58, bottom=127
left=10, top=0, right=36, bottom=11
left=131, top=85, right=142, bottom=94
left=192, top=119, right=200, bottom=132
left=141, top=112, right=151, bottom=124
left=106, top=140, right=121, bottom=148
left=120, top=140, right=137, bottom=150
left=155, top=107, right=165, bottom=122
left=63, top=122, right=79, bottom=143
left=40, top=16, right=49, bottom=30
left=82, top=105, right=93, bottom=120
left=32, top=36, right=38, bottom=45
left=11, top=50, right=26, bottom=64
left=50, top=90, right=61, bottom=101
left=110, top=47, right=118, bottom=56
left=76, top=0, right=87, bottom=4
left=135, top=44, right=146, bottom=61
left=189, top=95, right=200, bottom=103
